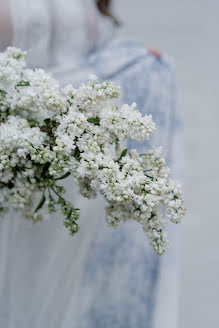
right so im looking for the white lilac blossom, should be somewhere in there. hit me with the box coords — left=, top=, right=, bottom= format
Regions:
left=0, top=47, right=185, bottom=254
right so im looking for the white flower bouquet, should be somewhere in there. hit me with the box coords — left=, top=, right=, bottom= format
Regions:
left=0, top=47, right=185, bottom=254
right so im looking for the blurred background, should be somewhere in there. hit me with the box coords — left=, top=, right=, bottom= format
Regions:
left=114, top=1, right=219, bottom=327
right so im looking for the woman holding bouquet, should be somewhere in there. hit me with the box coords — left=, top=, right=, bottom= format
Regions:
left=0, top=0, right=183, bottom=327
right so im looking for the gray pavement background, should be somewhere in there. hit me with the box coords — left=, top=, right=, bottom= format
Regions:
left=115, top=1, right=219, bottom=327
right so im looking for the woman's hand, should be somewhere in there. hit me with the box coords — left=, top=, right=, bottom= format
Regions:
left=150, top=47, right=162, bottom=59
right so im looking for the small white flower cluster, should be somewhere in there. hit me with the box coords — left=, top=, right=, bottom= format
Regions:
left=0, top=47, right=66, bottom=124
left=0, top=115, right=52, bottom=219
left=0, top=47, right=185, bottom=254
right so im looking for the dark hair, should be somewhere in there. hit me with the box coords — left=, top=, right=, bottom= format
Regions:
left=96, top=0, right=120, bottom=25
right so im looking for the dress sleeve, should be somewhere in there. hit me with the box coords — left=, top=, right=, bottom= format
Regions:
left=9, top=0, right=51, bottom=68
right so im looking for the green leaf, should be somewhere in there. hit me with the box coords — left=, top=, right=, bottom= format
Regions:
left=0, top=90, right=6, bottom=96
left=116, top=148, right=128, bottom=162
left=145, top=174, right=154, bottom=180
left=35, top=164, right=44, bottom=179
left=16, top=80, right=30, bottom=87
left=42, top=162, right=51, bottom=174
left=34, top=193, right=46, bottom=213
left=44, top=118, right=51, bottom=127
left=35, top=162, right=51, bottom=180
left=55, top=172, right=71, bottom=180
left=14, top=55, right=22, bottom=60
left=74, top=147, right=81, bottom=162
left=87, top=117, right=100, bottom=125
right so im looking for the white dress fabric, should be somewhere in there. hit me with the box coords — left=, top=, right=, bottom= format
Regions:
left=0, top=1, right=183, bottom=327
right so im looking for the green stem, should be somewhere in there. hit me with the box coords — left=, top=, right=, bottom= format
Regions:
left=51, top=186, right=65, bottom=202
